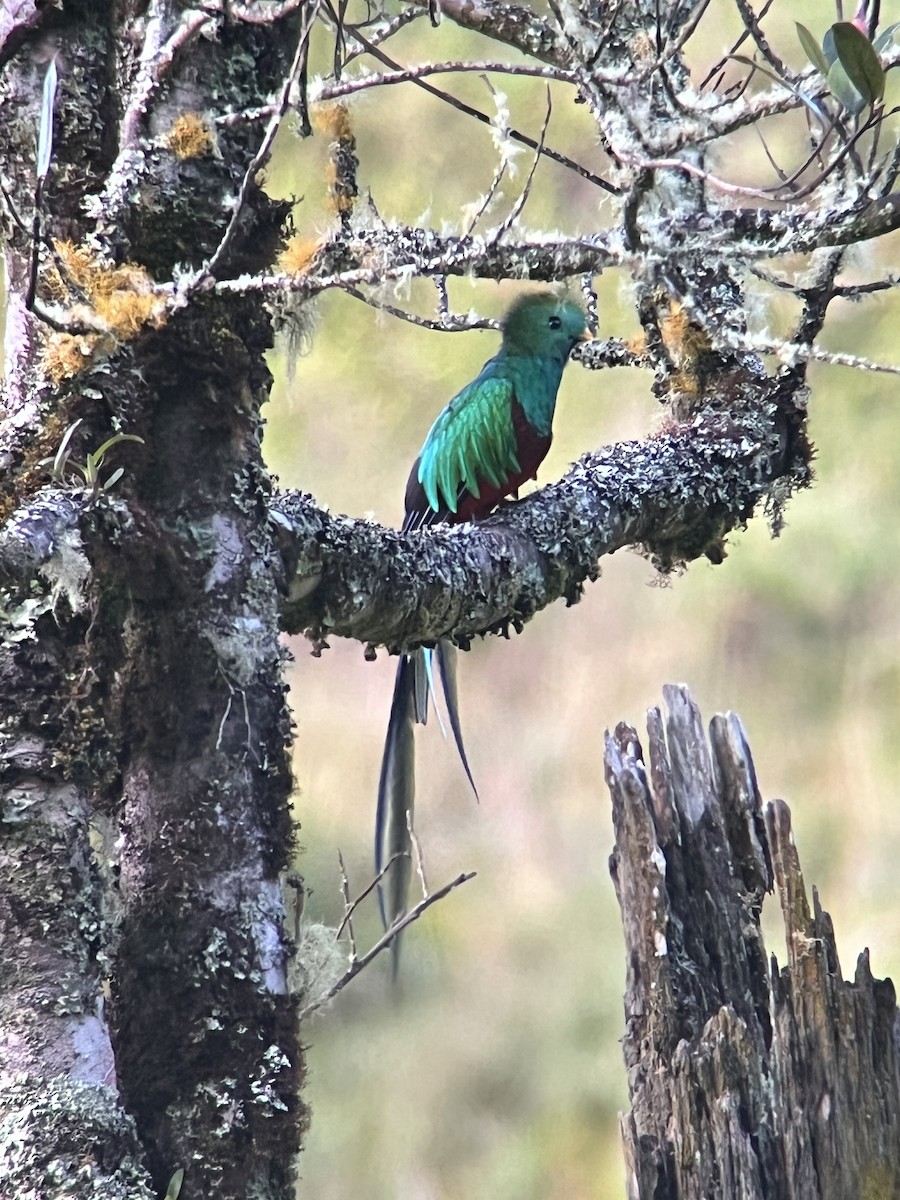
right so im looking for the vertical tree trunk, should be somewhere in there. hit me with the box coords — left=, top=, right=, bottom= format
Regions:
left=607, top=685, right=900, bottom=1200
left=0, top=5, right=304, bottom=1197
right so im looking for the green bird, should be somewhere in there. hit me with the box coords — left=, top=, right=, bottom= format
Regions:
left=376, top=291, right=591, bottom=960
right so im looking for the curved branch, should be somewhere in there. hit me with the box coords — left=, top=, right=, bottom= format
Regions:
left=313, top=59, right=576, bottom=101
left=657, top=191, right=900, bottom=255
left=276, top=389, right=810, bottom=653
left=438, top=0, right=567, bottom=67
left=212, top=230, right=617, bottom=299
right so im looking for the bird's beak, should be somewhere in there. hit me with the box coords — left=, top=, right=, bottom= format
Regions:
left=578, top=328, right=594, bottom=342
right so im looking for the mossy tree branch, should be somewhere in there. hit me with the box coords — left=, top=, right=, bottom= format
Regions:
left=277, top=385, right=810, bottom=651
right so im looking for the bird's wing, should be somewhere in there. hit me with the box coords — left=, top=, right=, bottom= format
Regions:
left=417, top=373, right=519, bottom=516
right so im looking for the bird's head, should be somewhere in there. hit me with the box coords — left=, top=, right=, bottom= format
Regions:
left=500, top=292, right=591, bottom=361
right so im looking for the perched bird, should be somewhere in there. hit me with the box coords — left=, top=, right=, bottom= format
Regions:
left=376, top=291, right=591, bottom=960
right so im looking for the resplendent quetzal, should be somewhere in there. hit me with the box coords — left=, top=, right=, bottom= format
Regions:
left=376, top=291, right=591, bottom=953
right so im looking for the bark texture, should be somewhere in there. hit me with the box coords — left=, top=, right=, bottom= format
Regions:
left=279, top=388, right=810, bottom=651
left=607, top=686, right=900, bottom=1200
left=0, top=4, right=303, bottom=1198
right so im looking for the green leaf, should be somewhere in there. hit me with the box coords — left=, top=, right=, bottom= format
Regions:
left=36, top=54, right=58, bottom=182
left=796, top=23, right=830, bottom=76
left=822, top=26, right=839, bottom=66
left=164, top=1168, right=185, bottom=1200
left=827, top=57, right=868, bottom=113
left=51, top=418, right=83, bottom=480
left=873, top=21, right=900, bottom=52
left=830, top=21, right=885, bottom=106
left=730, top=54, right=831, bottom=125
left=102, top=466, right=125, bottom=491
left=90, top=432, right=145, bottom=466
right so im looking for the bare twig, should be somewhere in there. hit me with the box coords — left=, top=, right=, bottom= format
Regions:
left=490, top=88, right=552, bottom=242
left=336, top=849, right=358, bottom=959
left=319, top=10, right=620, bottom=196
left=732, top=0, right=790, bottom=83
left=335, top=848, right=407, bottom=945
left=342, top=4, right=429, bottom=64
left=298, top=870, right=476, bottom=1019
left=338, top=284, right=498, bottom=332
left=406, top=811, right=429, bottom=901
left=831, top=275, right=900, bottom=297
left=313, top=58, right=576, bottom=101
left=462, top=158, right=507, bottom=237
left=699, top=0, right=778, bottom=90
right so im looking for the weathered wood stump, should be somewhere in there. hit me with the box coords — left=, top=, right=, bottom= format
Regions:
left=606, top=685, right=900, bottom=1200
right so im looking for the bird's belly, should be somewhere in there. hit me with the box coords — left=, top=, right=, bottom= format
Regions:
left=455, top=424, right=552, bottom=522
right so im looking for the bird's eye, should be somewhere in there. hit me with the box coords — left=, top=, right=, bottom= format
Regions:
left=548, top=315, right=562, bottom=330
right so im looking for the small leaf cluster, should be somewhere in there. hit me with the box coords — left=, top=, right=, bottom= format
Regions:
left=797, top=16, right=899, bottom=114
left=43, top=419, right=144, bottom=498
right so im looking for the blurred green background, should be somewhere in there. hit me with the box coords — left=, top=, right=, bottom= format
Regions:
left=264, top=3, right=900, bottom=1195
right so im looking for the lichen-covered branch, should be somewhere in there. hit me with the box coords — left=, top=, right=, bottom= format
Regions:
left=277, top=388, right=810, bottom=652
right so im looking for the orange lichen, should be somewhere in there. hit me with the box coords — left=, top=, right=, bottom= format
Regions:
left=45, top=241, right=98, bottom=300
left=312, top=102, right=353, bottom=142
left=97, top=289, right=164, bottom=339
left=49, top=247, right=166, bottom=338
left=660, top=303, right=711, bottom=366
left=165, top=112, right=214, bottom=159
left=324, top=158, right=354, bottom=214
left=41, top=245, right=167, bottom=380
left=278, top=235, right=323, bottom=276
left=43, top=332, right=102, bottom=383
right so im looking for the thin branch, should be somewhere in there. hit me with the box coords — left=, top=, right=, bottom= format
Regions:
left=732, top=0, right=790, bottom=84
left=756, top=340, right=900, bottom=374
left=463, top=157, right=508, bottom=237
left=313, top=58, right=577, bottom=101
left=699, top=0, right=778, bottom=90
left=650, top=0, right=714, bottom=74
left=321, top=11, right=619, bottom=196
left=406, top=811, right=429, bottom=901
left=342, top=5, right=430, bottom=65
left=336, top=849, right=358, bottom=958
left=334, top=849, right=405, bottom=943
left=338, top=284, right=498, bottom=331
left=490, top=88, right=552, bottom=242
left=297, top=870, right=476, bottom=1019
left=229, top=0, right=307, bottom=22
left=831, top=275, right=900, bottom=297
left=620, top=103, right=889, bottom=200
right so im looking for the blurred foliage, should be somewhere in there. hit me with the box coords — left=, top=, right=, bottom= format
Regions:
left=264, top=0, right=900, bottom=1190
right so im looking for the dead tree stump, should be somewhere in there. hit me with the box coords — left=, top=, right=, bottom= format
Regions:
left=606, top=684, right=900, bottom=1200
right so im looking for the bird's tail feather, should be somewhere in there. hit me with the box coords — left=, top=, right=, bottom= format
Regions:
left=421, top=647, right=446, bottom=736
left=414, top=647, right=431, bottom=723
left=375, top=655, right=417, bottom=941
left=435, top=640, right=479, bottom=801
left=375, top=643, right=478, bottom=977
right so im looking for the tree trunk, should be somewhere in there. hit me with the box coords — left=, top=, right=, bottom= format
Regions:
left=0, top=5, right=304, bottom=1197
left=607, top=685, right=900, bottom=1200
